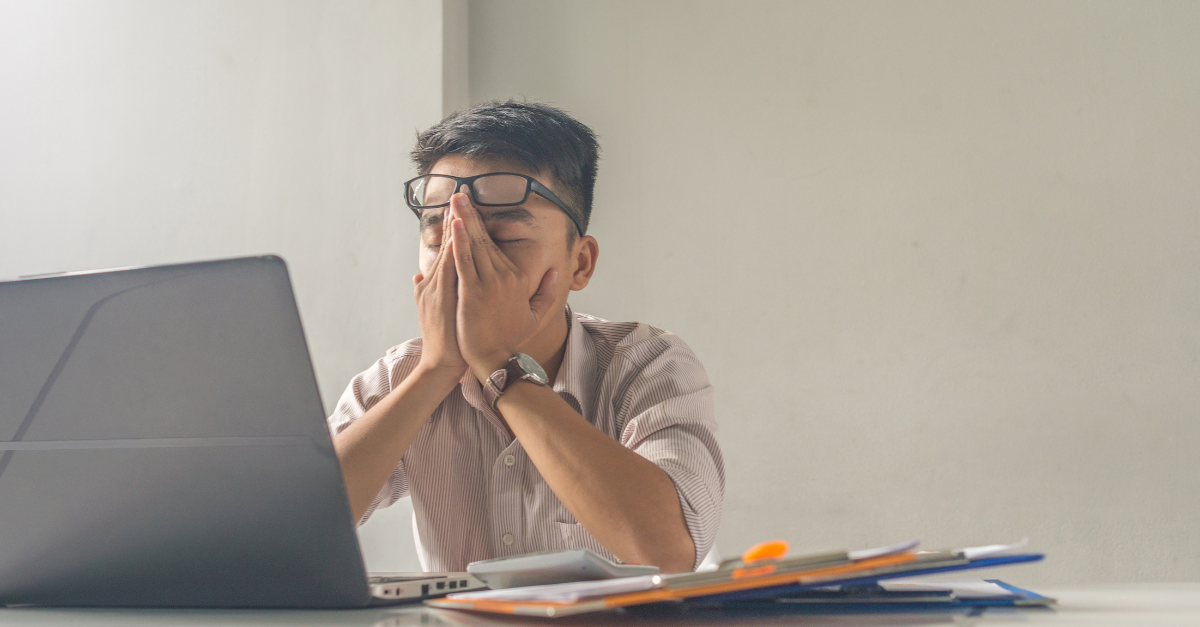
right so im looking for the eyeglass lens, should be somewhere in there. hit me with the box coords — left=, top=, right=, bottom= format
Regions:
left=409, top=174, right=529, bottom=208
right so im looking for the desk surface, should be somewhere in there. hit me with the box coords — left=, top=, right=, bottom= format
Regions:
left=1, top=584, right=1197, bottom=626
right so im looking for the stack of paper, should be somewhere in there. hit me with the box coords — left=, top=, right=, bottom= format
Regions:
left=427, top=539, right=1049, bottom=617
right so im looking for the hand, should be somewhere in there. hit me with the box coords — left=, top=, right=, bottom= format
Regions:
left=447, top=193, right=559, bottom=381
left=412, top=208, right=469, bottom=379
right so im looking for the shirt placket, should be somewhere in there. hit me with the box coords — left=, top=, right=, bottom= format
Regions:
left=489, top=439, right=525, bottom=556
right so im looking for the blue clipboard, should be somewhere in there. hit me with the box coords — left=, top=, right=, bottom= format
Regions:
left=693, top=553, right=1045, bottom=604
left=626, top=578, right=1053, bottom=619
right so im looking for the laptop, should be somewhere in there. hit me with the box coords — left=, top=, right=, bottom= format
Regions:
left=0, top=256, right=485, bottom=607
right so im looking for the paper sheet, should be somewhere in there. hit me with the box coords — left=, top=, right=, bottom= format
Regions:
left=880, top=577, right=1015, bottom=599
left=847, top=539, right=920, bottom=561
left=955, top=538, right=1029, bottom=560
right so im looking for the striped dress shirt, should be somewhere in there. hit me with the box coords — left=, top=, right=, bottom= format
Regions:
left=327, top=306, right=724, bottom=572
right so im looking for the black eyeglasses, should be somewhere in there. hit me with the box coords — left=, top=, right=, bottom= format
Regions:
left=404, top=172, right=585, bottom=236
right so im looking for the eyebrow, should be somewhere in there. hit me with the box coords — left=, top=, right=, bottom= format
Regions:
left=419, top=211, right=444, bottom=231
left=483, top=207, right=538, bottom=227
left=420, top=207, right=539, bottom=231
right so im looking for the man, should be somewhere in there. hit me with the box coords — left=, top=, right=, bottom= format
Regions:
left=328, top=101, right=723, bottom=573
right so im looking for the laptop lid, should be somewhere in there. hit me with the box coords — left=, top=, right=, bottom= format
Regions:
left=0, top=256, right=371, bottom=608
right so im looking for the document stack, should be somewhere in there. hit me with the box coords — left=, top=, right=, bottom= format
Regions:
left=427, top=539, right=1052, bottom=618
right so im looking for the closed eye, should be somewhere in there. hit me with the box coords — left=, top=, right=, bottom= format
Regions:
left=426, top=239, right=524, bottom=249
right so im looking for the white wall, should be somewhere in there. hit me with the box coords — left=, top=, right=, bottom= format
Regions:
left=5, top=0, right=1197, bottom=585
left=468, top=0, right=1200, bottom=584
left=0, top=0, right=439, bottom=572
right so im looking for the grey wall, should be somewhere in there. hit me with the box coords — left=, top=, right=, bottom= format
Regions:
left=468, top=0, right=1200, bottom=585
left=0, top=0, right=440, bottom=572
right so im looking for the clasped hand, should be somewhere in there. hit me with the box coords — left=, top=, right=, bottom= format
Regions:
left=412, top=193, right=559, bottom=384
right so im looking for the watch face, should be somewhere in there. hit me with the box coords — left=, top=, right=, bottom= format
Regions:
left=515, top=353, right=549, bottom=384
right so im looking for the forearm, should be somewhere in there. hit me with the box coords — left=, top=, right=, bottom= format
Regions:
left=333, top=365, right=460, bottom=522
left=496, top=381, right=696, bottom=573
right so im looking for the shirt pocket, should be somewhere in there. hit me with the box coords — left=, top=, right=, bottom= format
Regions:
left=552, top=522, right=620, bottom=563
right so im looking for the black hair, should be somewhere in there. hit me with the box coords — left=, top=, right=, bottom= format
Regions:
left=411, top=100, right=600, bottom=237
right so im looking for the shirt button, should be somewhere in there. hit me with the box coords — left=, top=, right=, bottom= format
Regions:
left=504, top=454, right=515, bottom=467
left=503, top=533, right=514, bottom=546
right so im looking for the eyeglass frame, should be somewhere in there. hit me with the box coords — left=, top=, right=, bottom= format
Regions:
left=403, top=172, right=585, bottom=237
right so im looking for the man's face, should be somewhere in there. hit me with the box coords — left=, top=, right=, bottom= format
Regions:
left=417, top=154, right=588, bottom=303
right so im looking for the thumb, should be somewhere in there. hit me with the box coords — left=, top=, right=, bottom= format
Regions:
left=528, top=269, right=559, bottom=321
left=413, top=273, right=424, bottom=288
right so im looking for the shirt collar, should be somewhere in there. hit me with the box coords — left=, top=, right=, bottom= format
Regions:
left=553, top=303, right=599, bottom=417
left=458, top=366, right=497, bottom=426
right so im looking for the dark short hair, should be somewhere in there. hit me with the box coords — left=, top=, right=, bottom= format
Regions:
left=411, top=100, right=600, bottom=237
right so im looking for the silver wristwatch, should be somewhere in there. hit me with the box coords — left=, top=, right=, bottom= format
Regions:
left=483, top=353, right=549, bottom=411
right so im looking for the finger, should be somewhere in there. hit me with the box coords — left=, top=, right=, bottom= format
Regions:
left=413, top=273, right=424, bottom=303
left=419, top=236, right=445, bottom=298
left=489, top=232, right=519, bottom=274
left=450, top=217, right=479, bottom=287
left=528, top=268, right=559, bottom=321
left=418, top=249, right=442, bottom=293
left=423, top=207, right=456, bottom=279
left=433, top=208, right=452, bottom=265
left=437, top=236, right=457, bottom=304
left=449, top=193, right=497, bottom=277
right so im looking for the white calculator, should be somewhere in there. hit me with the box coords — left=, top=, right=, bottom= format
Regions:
left=467, top=549, right=660, bottom=589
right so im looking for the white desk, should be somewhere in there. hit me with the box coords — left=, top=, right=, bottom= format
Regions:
left=1, top=584, right=1197, bottom=626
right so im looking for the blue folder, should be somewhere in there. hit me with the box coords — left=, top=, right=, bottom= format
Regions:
left=694, top=553, right=1045, bottom=604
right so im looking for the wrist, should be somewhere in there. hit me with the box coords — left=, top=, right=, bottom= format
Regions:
left=470, top=350, right=515, bottom=382
left=411, top=360, right=467, bottom=390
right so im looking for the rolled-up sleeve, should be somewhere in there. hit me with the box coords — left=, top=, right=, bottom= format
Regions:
left=614, top=338, right=725, bottom=570
left=326, top=341, right=420, bottom=525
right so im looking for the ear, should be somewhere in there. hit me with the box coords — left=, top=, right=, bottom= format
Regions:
left=569, top=235, right=599, bottom=291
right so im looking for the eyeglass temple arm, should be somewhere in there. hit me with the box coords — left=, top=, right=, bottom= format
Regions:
left=530, top=180, right=585, bottom=236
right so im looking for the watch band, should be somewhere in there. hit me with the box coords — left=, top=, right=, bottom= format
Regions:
left=484, top=353, right=548, bottom=411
